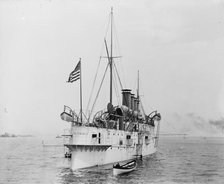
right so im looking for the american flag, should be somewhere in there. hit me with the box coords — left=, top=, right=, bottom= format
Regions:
left=67, top=61, right=81, bottom=82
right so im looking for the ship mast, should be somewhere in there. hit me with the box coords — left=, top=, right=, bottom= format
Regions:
left=110, top=7, right=113, bottom=105
left=137, top=70, right=140, bottom=112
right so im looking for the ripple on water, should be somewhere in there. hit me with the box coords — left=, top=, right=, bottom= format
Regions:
left=1, top=137, right=224, bottom=183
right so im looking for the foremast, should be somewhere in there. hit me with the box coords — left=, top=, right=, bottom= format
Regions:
left=110, top=7, right=113, bottom=105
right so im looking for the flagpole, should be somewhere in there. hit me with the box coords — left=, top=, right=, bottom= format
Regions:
left=79, top=58, right=83, bottom=123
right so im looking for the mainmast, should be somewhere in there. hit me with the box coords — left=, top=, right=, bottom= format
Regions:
left=137, top=70, right=140, bottom=112
left=110, top=7, right=113, bottom=105
left=104, top=8, right=121, bottom=106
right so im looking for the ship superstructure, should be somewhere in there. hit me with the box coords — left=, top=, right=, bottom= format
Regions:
left=60, top=8, right=161, bottom=170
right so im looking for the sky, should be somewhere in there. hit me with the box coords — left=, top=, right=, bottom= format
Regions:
left=1, top=0, right=224, bottom=136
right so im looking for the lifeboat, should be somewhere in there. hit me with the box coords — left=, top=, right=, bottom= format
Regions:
left=113, top=160, right=137, bottom=175
left=60, top=105, right=74, bottom=122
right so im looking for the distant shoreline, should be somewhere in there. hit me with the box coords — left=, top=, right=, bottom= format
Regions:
left=0, top=133, right=34, bottom=138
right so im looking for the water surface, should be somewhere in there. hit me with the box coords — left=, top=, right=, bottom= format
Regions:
left=0, top=137, right=223, bottom=183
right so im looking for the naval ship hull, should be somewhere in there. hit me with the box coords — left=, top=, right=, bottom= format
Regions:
left=65, top=123, right=159, bottom=170
left=62, top=9, right=161, bottom=171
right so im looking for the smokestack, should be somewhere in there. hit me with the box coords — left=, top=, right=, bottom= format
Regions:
left=134, top=97, right=138, bottom=111
left=122, top=89, right=131, bottom=108
left=131, top=93, right=135, bottom=110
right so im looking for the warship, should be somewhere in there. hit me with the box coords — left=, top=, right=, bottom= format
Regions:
left=60, top=8, right=161, bottom=170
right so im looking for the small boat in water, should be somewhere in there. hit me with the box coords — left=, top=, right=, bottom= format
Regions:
left=113, top=160, right=137, bottom=175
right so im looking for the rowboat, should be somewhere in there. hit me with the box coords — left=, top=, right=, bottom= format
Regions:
left=113, top=160, right=137, bottom=175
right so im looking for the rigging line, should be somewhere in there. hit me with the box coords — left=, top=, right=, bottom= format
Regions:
left=85, top=57, right=102, bottom=115
left=113, top=62, right=123, bottom=89
left=77, top=111, right=88, bottom=123
left=85, top=13, right=111, bottom=116
left=112, top=16, right=119, bottom=52
left=112, top=72, right=119, bottom=105
left=104, top=11, right=111, bottom=41
left=139, top=97, right=146, bottom=116
left=113, top=20, right=126, bottom=88
left=140, top=93, right=154, bottom=113
left=138, top=76, right=148, bottom=115
left=130, top=72, right=137, bottom=94
left=139, top=76, right=155, bottom=112
left=88, top=63, right=109, bottom=122
left=112, top=68, right=121, bottom=105
left=113, top=19, right=127, bottom=88
left=138, top=81, right=176, bottom=132
left=81, top=112, right=89, bottom=125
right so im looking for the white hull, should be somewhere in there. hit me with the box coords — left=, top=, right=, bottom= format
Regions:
left=113, top=167, right=136, bottom=175
left=69, top=145, right=156, bottom=170
left=65, top=122, right=159, bottom=170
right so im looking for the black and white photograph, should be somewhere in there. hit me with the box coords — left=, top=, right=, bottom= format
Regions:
left=0, top=0, right=224, bottom=183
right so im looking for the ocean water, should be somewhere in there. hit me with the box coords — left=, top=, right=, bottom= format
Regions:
left=0, top=137, right=223, bottom=184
